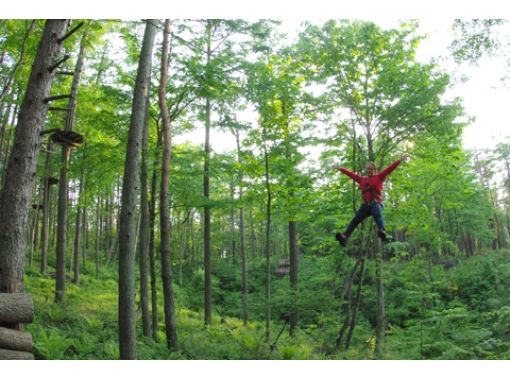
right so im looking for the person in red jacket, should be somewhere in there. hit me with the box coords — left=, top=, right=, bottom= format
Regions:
left=334, top=154, right=409, bottom=246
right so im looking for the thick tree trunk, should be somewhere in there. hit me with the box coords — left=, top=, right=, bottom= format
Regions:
left=0, top=20, right=69, bottom=294
left=158, top=19, right=178, bottom=350
left=118, top=19, right=156, bottom=360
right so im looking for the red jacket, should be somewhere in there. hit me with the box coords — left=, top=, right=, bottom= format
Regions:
left=339, top=159, right=402, bottom=204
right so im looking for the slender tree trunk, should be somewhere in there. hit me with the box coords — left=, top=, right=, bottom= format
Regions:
left=263, top=133, right=271, bottom=342
left=345, top=252, right=368, bottom=350
left=178, top=212, right=185, bottom=286
left=203, top=20, right=213, bottom=326
left=0, top=20, right=69, bottom=295
left=234, top=131, right=249, bottom=325
left=189, top=209, right=196, bottom=268
left=249, top=208, right=256, bottom=259
left=374, top=240, right=386, bottom=359
left=28, top=185, right=41, bottom=267
left=55, top=28, right=87, bottom=304
left=82, top=192, right=88, bottom=265
left=55, top=145, right=69, bottom=303
left=149, top=139, right=159, bottom=340
left=117, top=20, right=156, bottom=360
left=138, top=91, right=151, bottom=339
left=73, top=159, right=85, bottom=285
left=40, top=142, right=54, bottom=274
left=158, top=19, right=178, bottom=350
left=289, top=221, right=298, bottom=335
left=95, top=196, right=100, bottom=278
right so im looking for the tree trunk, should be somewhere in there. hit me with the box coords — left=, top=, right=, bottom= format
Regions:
left=149, top=140, right=159, bottom=340
left=82, top=197, right=88, bottom=264
left=0, top=20, right=69, bottom=294
left=203, top=20, right=213, bottom=326
left=138, top=89, right=151, bottom=339
left=263, top=133, right=272, bottom=342
left=55, top=145, right=69, bottom=303
left=55, top=28, right=87, bottom=304
left=28, top=185, right=41, bottom=267
left=374, top=241, right=386, bottom=359
left=158, top=19, right=178, bottom=350
left=289, top=221, right=298, bottom=335
left=249, top=208, right=256, bottom=259
left=95, top=196, right=101, bottom=278
left=73, top=162, right=85, bottom=285
left=118, top=19, right=156, bottom=360
left=40, top=142, right=54, bottom=275
left=234, top=131, right=249, bottom=325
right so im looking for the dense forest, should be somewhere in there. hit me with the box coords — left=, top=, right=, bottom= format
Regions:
left=1, top=19, right=510, bottom=361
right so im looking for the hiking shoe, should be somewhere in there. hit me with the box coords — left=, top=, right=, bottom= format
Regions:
left=377, top=229, right=388, bottom=242
left=335, top=232, right=348, bottom=246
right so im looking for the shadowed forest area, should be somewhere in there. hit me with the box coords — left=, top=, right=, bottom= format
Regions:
left=1, top=18, right=510, bottom=361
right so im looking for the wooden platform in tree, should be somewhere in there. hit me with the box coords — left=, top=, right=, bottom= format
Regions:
left=50, top=130, right=84, bottom=147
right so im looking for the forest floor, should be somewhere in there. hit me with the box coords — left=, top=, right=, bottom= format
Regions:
left=23, top=249, right=510, bottom=359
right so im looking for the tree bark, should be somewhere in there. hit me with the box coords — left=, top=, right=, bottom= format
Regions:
left=0, top=293, right=34, bottom=323
left=0, top=20, right=69, bottom=294
left=149, top=137, right=159, bottom=340
left=263, top=131, right=272, bottom=342
left=95, top=196, right=100, bottom=278
left=203, top=20, right=213, bottom=326
left=54, top=145, right=69, bottom=303
left=73, top=164, right=85, bottom=285
left=40, top=142, right=54, bottom=275
left=118, top=19, right=157, bottom=360
left=289, top=220, right=298, bottom=335
left=0, top=326, right=32, bottom=352
left=234, top=131, right=249, bottom=325
left=55, top=27, right=87, bottom=304
left=375, top=243, right=386, bottom=359
left=138, top=89, right=151, bottom=339
left=0, top=347, right=34, bottom=360
left=158, top=19, right=178, bottom=350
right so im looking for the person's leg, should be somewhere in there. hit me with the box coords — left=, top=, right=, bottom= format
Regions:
left=370, top=202, right=385, bottom=230
left=370, top=202, right=388, bottom=241
left=336, top=203, right=370, bottom=245
left=345, top=203, right=371, bottom=236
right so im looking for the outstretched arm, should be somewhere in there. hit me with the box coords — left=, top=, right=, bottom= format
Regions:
left=337, top=166, right=363, bottom=183
left=379, top=154, right=409, bottom=180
